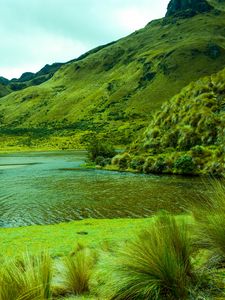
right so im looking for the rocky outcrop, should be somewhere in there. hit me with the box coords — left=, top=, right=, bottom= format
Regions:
left=166, top=0, right=213, bottom=17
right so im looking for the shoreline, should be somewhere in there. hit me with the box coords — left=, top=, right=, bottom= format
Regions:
left=0, top=216, right=190, bottom=259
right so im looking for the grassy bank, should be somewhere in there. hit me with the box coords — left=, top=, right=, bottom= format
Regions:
left=0, top=216, right=192, bottom=300
left=0, top=217, right=160, bottom=259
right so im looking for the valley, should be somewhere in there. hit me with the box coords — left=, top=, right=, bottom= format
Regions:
left=0, top=0, right=225, bottom=299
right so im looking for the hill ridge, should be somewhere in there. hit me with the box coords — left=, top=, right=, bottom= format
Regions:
left=0, top=0, right=224, bottom=152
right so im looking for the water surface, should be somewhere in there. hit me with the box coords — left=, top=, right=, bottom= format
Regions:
left=0, top=151, right=209, bottom=227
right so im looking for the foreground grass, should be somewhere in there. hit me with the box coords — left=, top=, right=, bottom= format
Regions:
left=95, top=214, right=196, bottom=300
left=0, top=253, right=52, bottom=300
left=1, top=213, right=224, bottom=299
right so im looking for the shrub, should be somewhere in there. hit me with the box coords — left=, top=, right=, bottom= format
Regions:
left=129, top=156, right=145, bottom=172
left=98, top=213, right=195, bottom=300
left=0, top=253, right=52, bottom=300
left=152, top=157, right=167, bottom=173
left=112, top=153, right=131, bottom=170
left=205, top=161, right=224, bottom=176
left=87, top=138, right=116, bottom=163
left=190, top=145, right=205, bottom=156
left=174, top=155, right=195, bottom=174
left=143, top=156, right=156, bottom=173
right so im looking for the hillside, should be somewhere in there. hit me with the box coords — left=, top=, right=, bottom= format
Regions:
left=112, top=68, right=225, bottom=176
left=0, top=0, right=225, bottom=150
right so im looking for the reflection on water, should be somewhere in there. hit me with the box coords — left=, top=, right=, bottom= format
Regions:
left=0, top=151, right=209, bottom=228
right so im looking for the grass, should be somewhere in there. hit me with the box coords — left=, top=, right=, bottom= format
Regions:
left=192, top=179, right=225, bottom=258
left=0, top=252, right=52, bottom=300
left=0, top=209, right=225, bottom=299
left=59, top=244, right=97, bottom=295
left=0, top=218, right=160, bottom=259
left=95, top=213, right=195, bottom=300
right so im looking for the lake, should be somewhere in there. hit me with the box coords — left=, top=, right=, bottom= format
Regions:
left=0, top=151, right=210, bottom=228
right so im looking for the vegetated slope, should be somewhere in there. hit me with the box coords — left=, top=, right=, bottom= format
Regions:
left=0, top=0, right=225, bottom=149
left=114, top=68, right=225, bottom=176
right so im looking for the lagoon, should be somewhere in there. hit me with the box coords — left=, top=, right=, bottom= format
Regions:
left=0, top=151, right=209, bottom=228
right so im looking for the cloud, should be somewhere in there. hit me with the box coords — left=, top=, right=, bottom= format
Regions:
left=0, top=0, right=168, bottom=79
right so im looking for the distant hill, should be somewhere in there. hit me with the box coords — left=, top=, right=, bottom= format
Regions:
left=0, top=0, right=225, bottom=150
left=113, top=68, right=225, bottom=175
left=0, top=42, right=116, bottom=98
left=0, top=63, right=65, bottom=96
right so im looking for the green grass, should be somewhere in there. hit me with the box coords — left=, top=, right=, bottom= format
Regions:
left=58, top=244, right=97, bottom=296
left=192, top=179, right=225, bottom=258
left=0, top=178, right=224, bottom=299
left=0, top=252, right=52, bottom=300
left=1, top=211, right=225, bottom=299
left=95, top=213, right=195, bottom=300
left=0, top=218, right=160, bottom=259
left=0, top=4, right=225, bottom=148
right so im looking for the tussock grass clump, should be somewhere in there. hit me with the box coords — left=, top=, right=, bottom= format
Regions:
left=98, top=214, right=195, bottom=300
left=0, top=252, right=52, bottom=300
left=60, top=243, right=97, bottom=296
left=192, top=179, right=225, bottom=258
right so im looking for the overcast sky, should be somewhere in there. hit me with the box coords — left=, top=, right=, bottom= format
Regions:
left=0, top=0, right=169, bottom=79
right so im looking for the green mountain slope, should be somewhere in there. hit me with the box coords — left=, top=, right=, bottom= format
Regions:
left=0, top=0, right=225, bottom=150
left=113, top=68, right=225, bottom=175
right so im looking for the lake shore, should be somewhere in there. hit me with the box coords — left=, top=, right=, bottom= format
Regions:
left=0, top=216, right=191, bottom=259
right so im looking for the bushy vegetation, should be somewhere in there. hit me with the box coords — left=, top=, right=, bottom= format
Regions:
left=87, top=138, right=116, bottom=166
left=113, top=68, right=225, bottom=175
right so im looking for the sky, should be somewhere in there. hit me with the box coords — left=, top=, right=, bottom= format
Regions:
left=0, top=0, right=169, bottom=79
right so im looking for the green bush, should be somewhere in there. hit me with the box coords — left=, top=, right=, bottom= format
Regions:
left=174, top=155, right=195, bottom=174
left=95, top=156, right=112, bottom=167
left=112, top=153, right=131, bottom=170
left=129, top=156, right=145, bottom=172
left=87, top=138, right=116, bottom=163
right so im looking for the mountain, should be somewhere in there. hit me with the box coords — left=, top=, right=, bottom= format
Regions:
left=166, top=0, right=213, bottom=17
left=0, top=63, right=64, bottom=96
left=0, top=41, right=116, bottom=98
left=0, top=81, right=11, bottom=98
left=0, top=0, right=225, bottom=151
left=112, top=67, right=224, bottom=175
